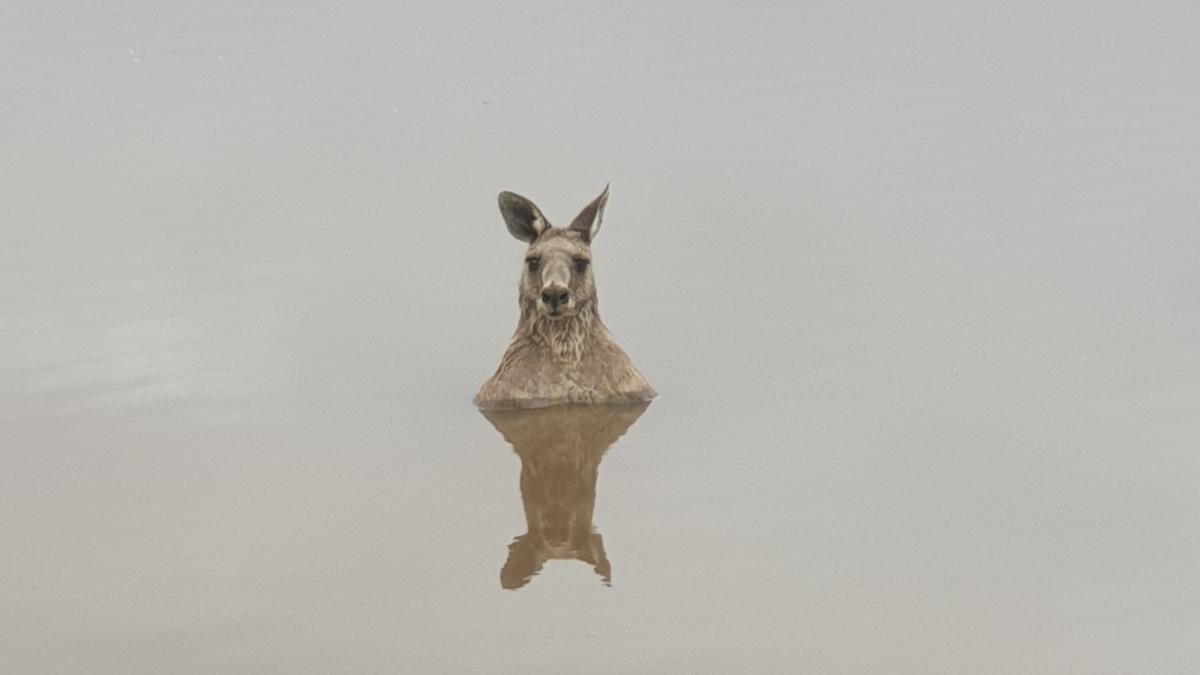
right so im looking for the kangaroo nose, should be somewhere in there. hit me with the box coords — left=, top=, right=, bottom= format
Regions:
left=541, top=289, right=570, bottom=309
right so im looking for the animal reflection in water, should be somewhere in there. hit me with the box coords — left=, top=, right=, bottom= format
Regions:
left=481, top=402, right=649, bottom=590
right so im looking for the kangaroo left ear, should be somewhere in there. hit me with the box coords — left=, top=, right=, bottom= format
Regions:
left=568, top=184, right=609, bottom=244
left=581, top=532, right=611, bottom=586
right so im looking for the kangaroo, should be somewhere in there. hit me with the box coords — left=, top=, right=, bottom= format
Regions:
left=481, top=402, right=649, bottom=589
left=474, top=185, right=656, bottom=409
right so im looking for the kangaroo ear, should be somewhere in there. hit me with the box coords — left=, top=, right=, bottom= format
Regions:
left=586, top=532, right=611, bottom=586
left=498, top=191, right=549, bottom=243
left=568, top=184, right=609, bottom=244
left=500, top=535, right=542, bottom=590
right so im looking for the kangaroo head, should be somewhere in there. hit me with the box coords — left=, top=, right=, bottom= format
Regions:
left=497, top=185, right=609, bottom=319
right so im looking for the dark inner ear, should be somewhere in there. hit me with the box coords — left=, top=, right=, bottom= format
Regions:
left=499, top=192, right=547, bottom=243
left=567, top=185, right=609, bottom=244
left=568, top=201, right=600, bottom=243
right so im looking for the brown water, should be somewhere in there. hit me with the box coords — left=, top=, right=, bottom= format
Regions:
left=3, top=2, right=1198, bottom=673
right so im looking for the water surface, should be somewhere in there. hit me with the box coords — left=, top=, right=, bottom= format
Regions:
left=2, top=2, right=1198, bottom=673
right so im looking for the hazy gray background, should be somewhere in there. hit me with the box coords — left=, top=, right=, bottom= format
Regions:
left=2, top=2, right=1198, bottom=673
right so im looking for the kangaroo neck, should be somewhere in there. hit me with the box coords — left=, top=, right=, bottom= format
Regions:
left=517, top=299, right=600, bottom=364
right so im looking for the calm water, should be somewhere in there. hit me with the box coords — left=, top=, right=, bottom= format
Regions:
left=3, top=2, right=1198, bottom=673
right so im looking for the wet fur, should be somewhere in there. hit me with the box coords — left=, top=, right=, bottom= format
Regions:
left=475, top=208, right=656, bottom=409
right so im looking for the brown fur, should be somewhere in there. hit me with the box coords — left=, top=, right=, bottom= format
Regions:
left=482, top=402, right=649, bottom=589
left=475, top=189, right=656, bottom=409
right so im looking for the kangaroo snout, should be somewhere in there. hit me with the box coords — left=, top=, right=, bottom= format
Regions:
left=540, top=286, right=570, bottom=311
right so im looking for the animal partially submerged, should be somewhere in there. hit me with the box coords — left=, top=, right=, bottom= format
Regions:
left=474, top=185, right=655, bottom=409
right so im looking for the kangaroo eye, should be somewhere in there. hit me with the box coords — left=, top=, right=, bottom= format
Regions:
left=573, top=258, right=589, bottom=274
left=526, top=257, right=540, bottom=272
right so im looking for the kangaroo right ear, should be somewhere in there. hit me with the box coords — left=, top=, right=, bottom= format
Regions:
left=500, top=535, right=542, bottom=590
left=498, top=191, right=549, bottom=243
